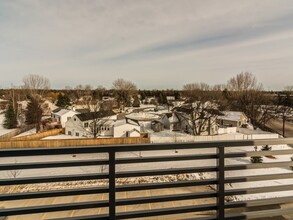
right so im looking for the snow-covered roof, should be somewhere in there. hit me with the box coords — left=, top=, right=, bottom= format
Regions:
left=217, top=111, right=247, bottom=122
left=53, top=109, right=78, bottom=116
left=126, top=112, right=160, bottom=121
left=114, top=119, right=140, bottom=127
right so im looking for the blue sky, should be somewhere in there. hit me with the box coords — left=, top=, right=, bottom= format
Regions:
left=0, top=0, right=293, bottom=90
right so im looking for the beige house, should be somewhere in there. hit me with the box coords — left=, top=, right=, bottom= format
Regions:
left=217, top=111, right=248, bottom=128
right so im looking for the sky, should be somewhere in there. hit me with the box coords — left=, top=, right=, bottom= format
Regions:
left=0, top=0, right=293, bottom=90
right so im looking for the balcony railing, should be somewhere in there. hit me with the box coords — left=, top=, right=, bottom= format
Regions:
left=0, top=138, right=293, bottom=219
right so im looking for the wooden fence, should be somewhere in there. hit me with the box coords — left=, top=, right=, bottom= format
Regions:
left=0, top=137, right=150, bottom=149
left=0, top=124, right=35, bottom=140
left=11, top=128, right=64, bottom=141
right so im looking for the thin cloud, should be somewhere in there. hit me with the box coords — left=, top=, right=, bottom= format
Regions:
left=0, top=0, right=293, bottom=89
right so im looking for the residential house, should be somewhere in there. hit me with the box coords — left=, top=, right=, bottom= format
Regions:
left=151, top=120, right=164, bottom=132
left=166, top=96, right=176, bottom=101
left=144, top=96, right=157, bottom=104
left=65, top=110, right=141, bottom=138
left=171, top=99, right=185, bottom=107
left=126, top=112, right=170, bottom=132
left=113, top=119, right=141, bottom=137
left=42, top=100, right=58, bottom=116
left=217, top=111, right=248, bottom=128
left=51, top=108, right=80, bottom=128
left=170, top=103, right=220, bottom=135
left=65, top=110, right=116, bottom=137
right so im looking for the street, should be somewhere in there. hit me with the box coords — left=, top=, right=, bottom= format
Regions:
left=266, top=118, right=293, bottom=138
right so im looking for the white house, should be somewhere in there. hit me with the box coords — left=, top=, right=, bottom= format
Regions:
left=65, top=111, right=116, bottom=137
left=65, top=110, right=142, bottom=138
left=113, top=119, right=141, bottom=137
left=126, top=112, right=170, bottom=132
left=51, top=108, right=80, bottom=128
left=166, top=96, right=176, bottom=101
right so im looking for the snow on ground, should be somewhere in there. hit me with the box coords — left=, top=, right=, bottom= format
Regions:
left=224, top=144, right=293, bottom=201
left=13, top=128, right=36, bottom=138
left=1, top=125, right=292, bottom=202
left=150, top=130, right=193, bottom=138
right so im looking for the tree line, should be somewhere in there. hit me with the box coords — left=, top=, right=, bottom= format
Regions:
left=1, top=73, right=293, bottom=135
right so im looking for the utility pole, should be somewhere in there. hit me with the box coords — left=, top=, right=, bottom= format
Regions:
left=282, top=114, right=286, bottom=137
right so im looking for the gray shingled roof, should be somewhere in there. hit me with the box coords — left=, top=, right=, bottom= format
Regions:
left=76, top=110, right=116, bottom=121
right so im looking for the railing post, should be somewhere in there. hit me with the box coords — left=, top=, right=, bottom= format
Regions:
left=217, top=146, right=225, bottom=219
left=109, top=152, right=116, bottom=219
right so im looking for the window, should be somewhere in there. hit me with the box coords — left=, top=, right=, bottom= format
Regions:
left=107, top=127, right=110, bottom=131
left=84, top=122, right=89, bottom=128
left=68, top=131, right=72, bottom=135
left=74, top=118, right=76, bottom=121
left=76, top=132, right=79, bottom=137
left=67, top=117, right=71, bottom=121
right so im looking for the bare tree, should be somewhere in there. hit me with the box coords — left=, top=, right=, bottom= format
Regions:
left=112, top=78, right=137, bottom=108
left=226, top=72, right=262, bottom=91
left=225, top=72, right=273, bottom=128
left=94, top=85, right=106, bottom=100
left=275, top=91, right=293, bottom=137
left=22, top=74, right=50, bottom=97
left=21, top=74, right=50, bottom=132
left=74, top=84, right=84, bottom=100
left=7, top=160, right=21, bottom=179
left=180, top=83, right=223, bottom=135
left=174, top=102, right=222, bottom=135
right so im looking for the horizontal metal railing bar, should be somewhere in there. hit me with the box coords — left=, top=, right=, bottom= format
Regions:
left=225, top=196, right=293, bottom=209
left=1, top=157, right=291, bottom=172
left=1, top=138, right=293, bottom=157
left=0, top=189, right=217, bottom=207
left=116, top=179, right=218, bottom=192
left=92, top=203, right=217, bottom=219
left=0, top=159, right=109, bottom=171
left=0, top=187, right=109, bottom=201
left=225, top=161, right=293, bottom=171
left=0, top=197, right=218, bottom=217
left=115, top=166, right=218, bottom=178
left=0, top=173, right=108, bottom=186
left=182, top=216, right=217, bottom=220
left=49, top=204, right=293, bottom=220
left=225, top=184, right=293, bottom=196
left=225, top=172, right=293, bottom=183
left=115, top=191, right=217, bottom=206
left=224, top=207, right=293, bottom=220
left=0, top=200, right=109, bottom=216
left=225, top=149, right=293, bottom=158
left=115, top=153, right=218, bottom=164
left=49, top=203, right=218, bottom=220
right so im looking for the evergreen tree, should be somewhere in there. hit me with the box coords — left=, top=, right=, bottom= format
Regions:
left=25, top=96, right=43, bottom=132
left=3, top=102, right=18, bottom=129
left=132, top=95, right=140, bottom=107
left=56, top=94, right=71, bottom=107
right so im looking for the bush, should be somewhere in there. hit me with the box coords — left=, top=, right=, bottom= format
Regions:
left=261, top=145, right=272, bottom=151
left=250, top=156, right=263, bottom=163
